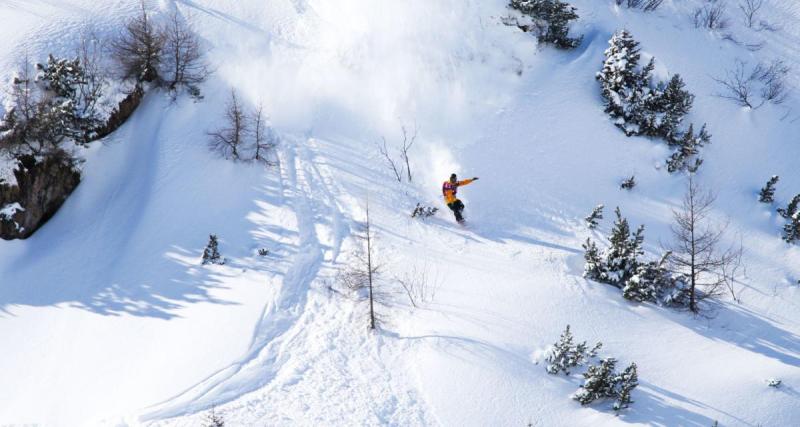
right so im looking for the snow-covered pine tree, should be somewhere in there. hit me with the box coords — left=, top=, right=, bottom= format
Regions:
left=613, top=362, right=639, bottom=411
left=597, top=30, right=644, bottom=133
left=573, top=358, right=619, bottom=405
left=666, top=123, right=710, bottom=173
left=202, top=234, right=224, bottom=265
left=777, top=194, right=800, bottom=219
left=582, top=238, right=605, bottom=281
left=604, top=208, right=644, bottom=287
left=36, top=54, right=104, bottom=144
left=510, top=0, right=583, bottom=49
left=585, top=204, right=604, bottom=229
left=653, top=74, right=694, bottom=141
left=625, top=252, right=674, bottom=303
left=758, top=175, right=779, bottom=203
left=545, top=325, right=602, bottom=375
left=777, top=193, right=799, bottom=243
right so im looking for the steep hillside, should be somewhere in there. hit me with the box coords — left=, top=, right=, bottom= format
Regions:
left=1, top=1, right=798, bottom=426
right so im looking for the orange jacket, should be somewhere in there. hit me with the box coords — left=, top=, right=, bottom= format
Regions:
left=442, top=178, right=475, bottom=204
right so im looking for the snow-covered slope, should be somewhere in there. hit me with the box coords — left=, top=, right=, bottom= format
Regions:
left=1, top=0, right=798, bottom=426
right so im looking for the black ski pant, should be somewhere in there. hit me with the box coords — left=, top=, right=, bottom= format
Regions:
left=447, top=200, right=465, bottom=222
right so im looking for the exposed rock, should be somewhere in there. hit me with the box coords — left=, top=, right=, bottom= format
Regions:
left=0, top=154, right=81, bottom=240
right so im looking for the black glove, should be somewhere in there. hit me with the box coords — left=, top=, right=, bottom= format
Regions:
left=473, top=177, right=479, bottom=181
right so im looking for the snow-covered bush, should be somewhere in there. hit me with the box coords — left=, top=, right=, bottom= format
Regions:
left=204, top=408, right=225, bottom=427
left=411, top=203, right=438, bottom=219
left=585, top=204, right=604, bottom=229
left=36, top=54, right=105, bottom=144
left=202, top=234, right=225, bottom=265
left=758, top=175, right=779, bottom=203
left=597, top=30, right=709, bottom=173
left=573, top=358, right=638, bottom=411
left=509, top=0, right=583, bottom=49
left=620, top=176, right=636, bottom=190
left=545, top=325, right=602, bottom=375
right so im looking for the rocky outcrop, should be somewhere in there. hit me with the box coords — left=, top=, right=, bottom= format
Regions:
left=0, top=154, right=81, bottom=240
left=96, top=84, right=144, bottom=139
left=0, top=85, right=144, bottom=240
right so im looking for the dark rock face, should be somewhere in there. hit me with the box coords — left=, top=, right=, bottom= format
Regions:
left=0, top=154, right=81, bottom=240
left=96, top=84, right=144, bottom=139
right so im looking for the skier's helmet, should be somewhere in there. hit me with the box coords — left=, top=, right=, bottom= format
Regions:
left=450, top=173, right=457, bottom=183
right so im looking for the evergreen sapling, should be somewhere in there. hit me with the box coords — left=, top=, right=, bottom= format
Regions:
left=545, top=325, right=602, bottom=375
left=202, top=234, right=225, bottom=265
left=585, top=204, right=604, bottom=229
left=758, top=175, right=779, bottom=203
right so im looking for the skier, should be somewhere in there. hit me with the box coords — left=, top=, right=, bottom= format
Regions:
left=442, top=173, right=478, bottom=224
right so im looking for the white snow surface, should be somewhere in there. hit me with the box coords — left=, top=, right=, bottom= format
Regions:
left=1, top=0, right=799, bottom=426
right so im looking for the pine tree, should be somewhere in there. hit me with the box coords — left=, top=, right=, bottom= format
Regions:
left=780, top=197, right=800, bottom=244
left=613, top=362, right=639, bottom=411
left=545, top=325, right=602, bottom=375
left=35, top=54, right=104, bottom=144
left=204, top=407, right=225, bottom=427
left=604, top=208, right=643, bottom=287
left=666, top=123, right=710, bottom=173
left=758, top=175, right=779, bottom=203
left=202, top=234, right=224, bottom=265
left=585, top=204, right=604, bottom=229
left=597, top=30, right=645, bottom=132
left=510, top=0, right=583, bottom=49
left=582, top=238, right=604, bottom=281
left=777, top=194, right=800, bottom=219
left=654, top=74, right=694, bottom=140
left=573, top=358, right=619, bottom=405
left=625, top=252, right=673, bottom=302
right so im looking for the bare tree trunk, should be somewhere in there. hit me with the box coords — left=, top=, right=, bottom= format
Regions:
left=366, top=199, right=375, bottom=330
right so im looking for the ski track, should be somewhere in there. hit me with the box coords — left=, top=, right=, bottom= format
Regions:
left=142, top=136, right=334, bottom=419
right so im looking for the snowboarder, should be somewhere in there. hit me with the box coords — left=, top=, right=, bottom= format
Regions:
left=442, top=173, right=478, bottom=224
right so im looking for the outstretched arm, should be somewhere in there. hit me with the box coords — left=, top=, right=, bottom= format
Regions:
left=458, top=177, right=479, bottom=186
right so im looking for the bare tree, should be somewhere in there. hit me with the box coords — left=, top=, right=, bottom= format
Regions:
left=339, top=200, right=379, bottom=329
left=693, top=1, right=728, bottom=30
left=378, top=136, right=402, bottom=183
left=739, top=0, right=764, bottom=28
left=377, top=125, right=417, bottom=183
left=111, top=0, right=165, bottom=83
left=666, top=176, right=743, bottom=313
left=713, top=59, right=790, bottom=109
left=207, top=90, right=247, bottom=160
left=399, top=125, right=417, bottom=182
left=250, top=103, right=276, bottom=165
left=163, top=10, right=210, bottom=97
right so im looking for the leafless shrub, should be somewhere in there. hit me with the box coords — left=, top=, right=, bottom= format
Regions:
left=739, top=0, right=764, bottom=28
left=713, top=59, right=790, bottom=109
left=208, top=90, right=247, bottom=160
left=111, top=0, right=165, bottom=83
left=615, top=0, right=664, bottom=12
left=693, top=0, right=729, bottom=30
left=378, top=124, right=417, bottom=183
left=163, top=11, right=210, bottom=97
left=396, top=264, right=440, bottom=308
left=665, top=176, right=744, bottom=313
left=249, top=102, right=277, bottom=166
